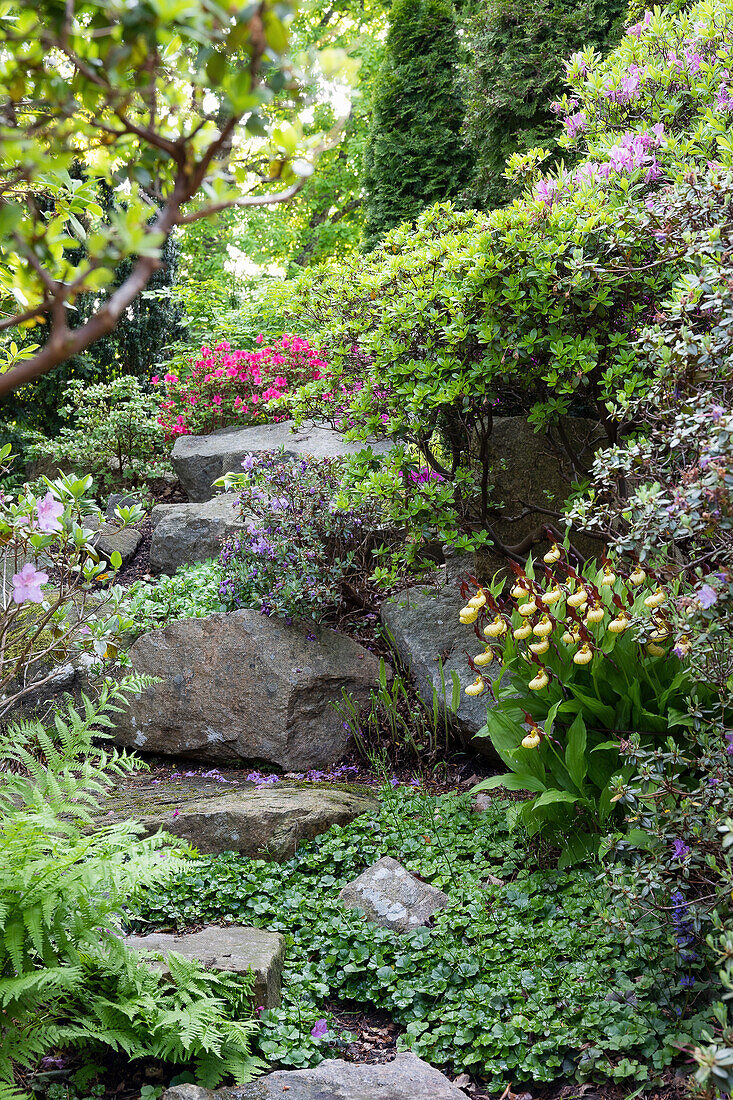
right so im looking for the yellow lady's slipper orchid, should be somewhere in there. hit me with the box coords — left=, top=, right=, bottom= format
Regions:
left=465, top=676, right=486, bottom=697
left=601, top=568, right=617, bottom=586
left=567, top=589, right=588, bottom=608
left=543, top=587, right=562, bottom=605
left=530, top=639, right=549, bottom=655
left=518, top=599, right=538, bottom=617
left=528, top=668, right=550, bottom=691
left=532, top=616, right=553, bottom=637
left=513, top=622, right=533, bottom=641
left=511, top=582, right=530, bottom=599
left=562, top=629, right=580, bottom=645
left=650, top=627, right=670, bottom=641
left=608, top=614, right=629, bottom=634
left=484, top=616, right=507, bottom=638
left=585, top=604, right=605, bottom=625
left=644, top=589, right=666, bottom=610
left=629, top=567, right=647, bottom=586
left=573, top=644, right=593, bottom=665
left=459, top=606, right=479, bottom=625
left=521, top=730, right=542, bottom=749
left=474, top=649, right=494, bottom=667
left=543, top=543, right=562, bottom=565
left=646, top=642, right=666, bottom=657
left=468, top=590, right=487, bottom=609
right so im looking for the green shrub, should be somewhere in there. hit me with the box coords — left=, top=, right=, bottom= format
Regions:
left=0, top=682, right=262, bottom=1092
left=362, top=0, right=470, bottom=250
left=31, top=377, right=170, bottom=493
left=275, top=0, right=733, bottom=559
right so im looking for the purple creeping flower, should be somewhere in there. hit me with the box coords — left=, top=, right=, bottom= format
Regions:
left=672, top=839, right=690, bottom=860
left=241, top=454, right=258, bottom=470
left=679, top=974, right=696, bottom=988
left=311, top=1019, right=329, bottom=1039
left=725, top=733, right=733, bottom=755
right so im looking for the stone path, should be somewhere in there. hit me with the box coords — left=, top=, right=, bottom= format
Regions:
left=172, top=420, right=393, bottom=503
left=162, top=1053, right=468, bottom=1099
left=124, top=925, right=285, bottom=1007
left=101, top=778, right=378, bottom=859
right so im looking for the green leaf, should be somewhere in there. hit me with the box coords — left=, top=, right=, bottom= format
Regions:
left=564, top=713, right=587, bottom=791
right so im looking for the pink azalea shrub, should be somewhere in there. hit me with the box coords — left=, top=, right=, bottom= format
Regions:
left=154, top=336, right=326, bottom=438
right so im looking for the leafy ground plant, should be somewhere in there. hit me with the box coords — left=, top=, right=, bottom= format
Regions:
left=119, top=560, right=227, bottom=642
left=129, top=787, right=708, bottom=1091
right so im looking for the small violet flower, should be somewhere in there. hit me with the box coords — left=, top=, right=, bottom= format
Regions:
left=311, top=1019, right=329, bottom=1039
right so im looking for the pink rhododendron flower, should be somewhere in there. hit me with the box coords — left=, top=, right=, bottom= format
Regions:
left=12, top=562, right=48, bottom=605
left=36, top=491, right=64, bottom=534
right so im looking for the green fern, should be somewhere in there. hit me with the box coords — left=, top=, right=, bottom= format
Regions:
left=0, top=680, right=262, bottom=1093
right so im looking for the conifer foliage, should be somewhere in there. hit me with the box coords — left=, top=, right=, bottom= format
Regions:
left=362, top=0, right=470, bottom=249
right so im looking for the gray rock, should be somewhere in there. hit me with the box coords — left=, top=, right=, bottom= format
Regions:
left=172, top=420, right=392, bottom=503
left=94, top=522, right=142, bottom=566
left=120, top=783, right=379, bottom=860
left=380, top=584, right=498, bottom=751
left=124, top=925, right=285, bottom=1008
left=339, top=856, right=450, bottom=933
left=106, top=491, right=144, bottom=521
left=476, top=415, right=605, bottom=572
left=149, top=493, right=243, bottom=575
left=112, top=609, right=381, bottom=770
left=162, top=1053, right=466, bottom=1100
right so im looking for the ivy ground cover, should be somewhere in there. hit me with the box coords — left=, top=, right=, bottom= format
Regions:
left=129, top=789, right=707, bottom=1091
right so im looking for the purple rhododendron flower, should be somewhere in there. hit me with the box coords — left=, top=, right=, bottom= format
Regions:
left=12, top=562, right=48, bottom=605
left=241, top=454, right=258, bottom=470
left=311, top=1019, right=329, bottom=1039
left=36, top=491, right=64, bottom=534
left=698, top=584, right=718, bottom=609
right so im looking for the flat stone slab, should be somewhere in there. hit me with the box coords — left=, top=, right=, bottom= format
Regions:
left=380, top=584, right=499, bottom=752
left=339, top=856, right=450, bottom=933
left=162, top=1053, right=467, bottom=1099
left=123, top=925, right=284, bottom=1008
left=149, top=493, right=243, bottom=575
left=113, top=609, right=382, bottom=771
left=109, top=783, right=379, bottom=860
left=172, top=420, right=393, bottom=503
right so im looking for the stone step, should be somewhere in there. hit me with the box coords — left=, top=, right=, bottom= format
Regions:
left=339, top=856, right=450, bottom=933
left=162, top=1053, right=467, bottom=1099
left=124, top=925, right=284, bottom=1008
left=149, top=492, right=243, bottom=575
left=172, top=420, right=392, bottom=503
left=101, top=779, right=378, bottom=860
left=112, top=609, right=382, bottom=771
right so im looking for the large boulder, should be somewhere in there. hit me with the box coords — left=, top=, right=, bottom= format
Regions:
left=162, top=1054, right=467, bottom=1100
left=149, top=493, right=243, bottom=575
left=478, top=415, right=605, bottom=570
left=103, top=781, right=378, bottom=860
left=113, top=609, right=382, bottom=770
left=339, top=856, right=450, bottom=933
left=172, top=421, right=392, bottom=503
left=380, top=583, right=498, bottom=751
left=123, top=925, right=285, bottom=1007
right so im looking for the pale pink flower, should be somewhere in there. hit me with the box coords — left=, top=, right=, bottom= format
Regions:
left=36, top=491, right=64, bottom=534
left=12, top=562, right=48, bottom=605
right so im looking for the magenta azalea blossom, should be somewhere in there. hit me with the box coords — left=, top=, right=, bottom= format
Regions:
left=12, top=562, right=48, bottom=605
left=36, top=491, right=64, bottom=534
